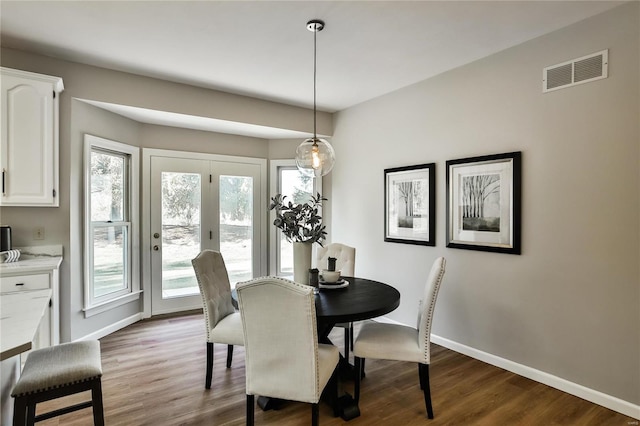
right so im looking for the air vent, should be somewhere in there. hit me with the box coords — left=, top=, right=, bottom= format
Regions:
left=543, top=49, right=608, bottom=93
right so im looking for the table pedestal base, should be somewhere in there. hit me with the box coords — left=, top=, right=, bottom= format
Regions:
left=257, top=396, right=284, bottom=411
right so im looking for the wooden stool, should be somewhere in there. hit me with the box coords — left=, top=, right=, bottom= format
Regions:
left=11, top=340, right=104, bottom=426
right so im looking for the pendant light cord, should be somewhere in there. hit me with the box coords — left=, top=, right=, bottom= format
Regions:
left=313, top=25, right=317, bottom=140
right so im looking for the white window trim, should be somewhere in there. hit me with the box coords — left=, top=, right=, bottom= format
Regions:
left=268, top=159, right=322, bottom=276
left=83, top=134, right=140, bottom=317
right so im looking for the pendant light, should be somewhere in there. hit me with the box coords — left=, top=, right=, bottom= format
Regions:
left=296, top=19, right=336, bottom=178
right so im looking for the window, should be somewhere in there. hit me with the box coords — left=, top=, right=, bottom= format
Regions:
left=84, top=135, right=140, bottom=316
left=269, top=160, right=321, bottom=276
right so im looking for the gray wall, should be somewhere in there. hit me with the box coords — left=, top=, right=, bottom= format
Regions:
left=329, top=3, right=639, bottom=405
left=68, top=101, right=142, bottom=340
left=0, top=47, right=327, bottom=342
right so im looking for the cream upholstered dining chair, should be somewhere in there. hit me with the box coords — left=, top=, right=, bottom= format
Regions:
left=316, top=243, right=356, bottom=360
left=192, top=250, right=244, bottom=389
left=236, top=276, right=339, bottom=426
left=353, top=257, right=446, bottom=419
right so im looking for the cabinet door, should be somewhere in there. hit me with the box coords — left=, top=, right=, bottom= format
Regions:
left=0, top=72, right=59, bottom=206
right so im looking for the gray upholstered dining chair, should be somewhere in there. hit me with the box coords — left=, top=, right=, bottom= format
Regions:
left=236, top=276, right=339, bottom=426
left=353, top=256, right=446, bottom=419
left=316, top=243, right=356, bottom=360
left=192, top=250, right=244, bottom=389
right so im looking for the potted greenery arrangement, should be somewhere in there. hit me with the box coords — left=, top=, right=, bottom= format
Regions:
left=269, top=192, right=326, bottom=284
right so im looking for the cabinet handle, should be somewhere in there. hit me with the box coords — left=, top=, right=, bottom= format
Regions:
left=15, top=282, right=24, bottom=286
left=2, top=169, right=5, bottom=195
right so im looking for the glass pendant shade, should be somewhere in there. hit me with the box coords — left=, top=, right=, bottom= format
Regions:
left=295, top=137, right=335, bottom=178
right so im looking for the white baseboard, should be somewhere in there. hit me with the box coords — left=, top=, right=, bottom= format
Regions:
left=430, top=333, right=640, bottom=420
left=372, top=316, right=639, bottom=420
left=76, top=313, right=143, bottom=342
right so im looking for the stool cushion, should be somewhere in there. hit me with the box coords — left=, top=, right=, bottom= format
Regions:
left=12, top=341, right=102, bottom=396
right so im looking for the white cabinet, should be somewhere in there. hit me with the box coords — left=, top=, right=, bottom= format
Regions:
left=0, top=257, right=61, bottom=353
left=1, top=274, right=53, bottom=349
left=0, top=67, right=64, bottom=207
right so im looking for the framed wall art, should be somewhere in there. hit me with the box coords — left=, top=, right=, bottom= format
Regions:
left=384, top=163, right=435, bottom=246
left=446, top=152, right=521, bottom=254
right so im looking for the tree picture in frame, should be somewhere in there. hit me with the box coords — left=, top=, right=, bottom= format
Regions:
left=384, top=163, right=435, bottom=246
left=446, top=152, right=521, bottom=254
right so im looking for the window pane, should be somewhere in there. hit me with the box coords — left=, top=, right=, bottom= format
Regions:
left=91, top=151, right=125, bottom=222
left=93, top=225, right=127, bottom=298
left=161, top=172, right=201, bottom=299
left=281, top=169, right=313, bottom=204
left=220, top=175, right=253, bottom=285
left=278, top=168, right=314, bottom=276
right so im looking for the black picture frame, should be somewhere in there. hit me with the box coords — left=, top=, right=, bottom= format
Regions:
left=384, top=163, right=436, bottom=246
left=446, top=151, right=521, bottom=254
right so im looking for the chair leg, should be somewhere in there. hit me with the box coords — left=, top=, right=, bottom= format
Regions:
left=13, top=396, right=27, bottom=426
left=418, top=364, right=425, bottom=390
left=349, top=322, right=354, bottom=350
left=420, top=363, right=434, bottom=419
left=311, top=403, right=319, bottom=426
left=226, top=345, right=234, bottom=368
left=354, top=356, right=362, bottom=404
left=206, top=342, right=214, bottom=389
left=246, top=394, right=254, bottom=426
left=344, top=328, right=350, bottom=362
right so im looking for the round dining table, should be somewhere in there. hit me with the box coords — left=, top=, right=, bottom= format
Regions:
left=314, top=276, right=400, bottom=341
left=232, top=276, right=401, bottom=341
left=233, top=276, right=400, bottom=421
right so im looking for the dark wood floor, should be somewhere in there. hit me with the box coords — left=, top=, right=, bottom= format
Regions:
left=34, top=313, right=634, bottom=425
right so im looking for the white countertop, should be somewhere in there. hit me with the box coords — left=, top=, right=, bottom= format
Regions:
left=0, top=257, right=62, bottom=275
left=0, top=289, right=52, bottom=361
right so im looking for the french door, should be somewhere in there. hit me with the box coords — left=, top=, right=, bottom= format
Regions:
left=148, top=151, right=265, bottom=315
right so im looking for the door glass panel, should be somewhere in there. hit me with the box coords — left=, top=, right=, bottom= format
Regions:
left=220, top=175, right=253, bottom=286
left=278, top=169, right=313, bottom=275
left=161, top=172, right=201, bottom=299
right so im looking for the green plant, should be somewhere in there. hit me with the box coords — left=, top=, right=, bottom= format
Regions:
left=269, top=192, right=327, bottom=245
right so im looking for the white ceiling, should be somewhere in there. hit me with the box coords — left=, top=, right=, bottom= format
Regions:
left=0, top=1, right=623, bottom=136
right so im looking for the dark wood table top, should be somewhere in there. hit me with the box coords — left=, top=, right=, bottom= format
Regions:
left=232, top=276, right=400, bottom=326
left=315, top=276, right=400, bottom=325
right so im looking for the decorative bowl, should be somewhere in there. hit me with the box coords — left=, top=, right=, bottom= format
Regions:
left=321, top=269, right=341, bottom=283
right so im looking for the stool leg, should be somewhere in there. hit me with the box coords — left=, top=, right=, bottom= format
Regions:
left=92, top=379, right=105, bottom=426
left=13, top=396, right=27, bottom=426
left=26, top=403, right=36, bottom=426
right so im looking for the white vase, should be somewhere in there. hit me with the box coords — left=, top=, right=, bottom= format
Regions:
left=293, top=242, right=312, bottom=285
